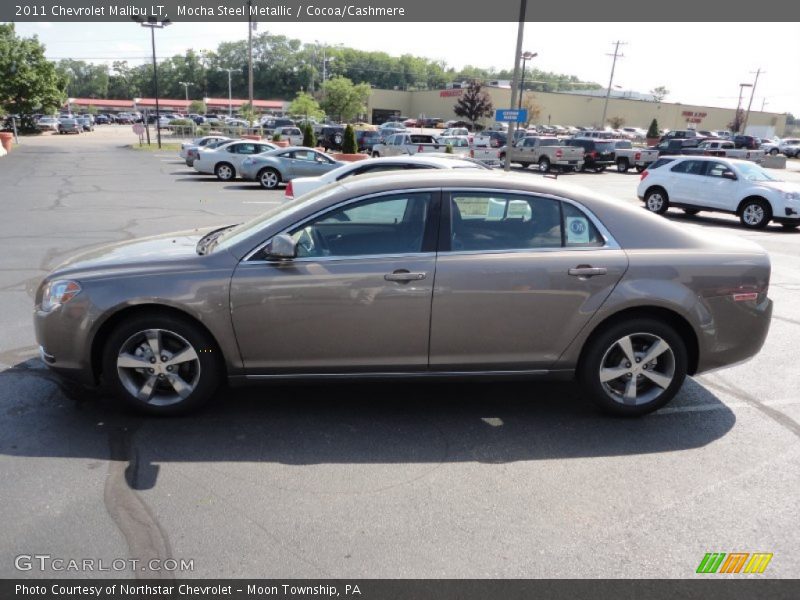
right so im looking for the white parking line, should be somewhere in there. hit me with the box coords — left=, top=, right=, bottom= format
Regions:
left=657, top=398, right=800, bottom=415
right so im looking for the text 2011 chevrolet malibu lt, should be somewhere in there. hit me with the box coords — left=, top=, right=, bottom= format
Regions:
left=35, top=171, right=772, bottom=416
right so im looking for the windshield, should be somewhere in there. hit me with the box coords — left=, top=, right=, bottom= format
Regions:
left=213, top=185, right=342, bottom=253
left=736, top=162, right=780, bottom=182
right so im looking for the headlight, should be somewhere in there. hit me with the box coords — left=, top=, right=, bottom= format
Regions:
left=782, top=192, right=800, bottom=201
left=41, top=280, right=81, bottom=312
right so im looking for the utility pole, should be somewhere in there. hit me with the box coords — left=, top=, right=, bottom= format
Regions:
left=247, top=0, right=254, bottom=113
left=224, top=69, right=234, bottom=117
left=601, top=41, right=626, bottom=131
left=742, top=68, right=762, bottom=133
left=179, top=81, right=190, bottom=102
left=503, top=0, right=527, bottom=172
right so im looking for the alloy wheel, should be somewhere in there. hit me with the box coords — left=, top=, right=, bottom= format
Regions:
left=116, top=328, right=201, bottom=407
left=742, top=203, right=766, bottom=227
left=260, top=170, right=279, bottom=189
left=646, top=193, right=664, bottom=212
left=598, top=333, right=676, bottom=406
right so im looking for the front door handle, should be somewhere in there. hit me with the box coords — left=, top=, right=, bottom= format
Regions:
left=385, top=270, right=427, bottom=283
left=568, top=266, right=608, bottom=277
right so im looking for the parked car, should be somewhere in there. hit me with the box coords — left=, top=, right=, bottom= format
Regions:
left=612, top=140, right=659, bottom=173
left=34, top=170, right=772, bottom=417
left=379, top=121, right=407, bottom=131
left=653, top=138, right=705, bottom=156
left=356, top=130, right=383, bottom=153
left=637, top=156, right=800, bottom=229
left=77, top=116, right=95, bottom=132
left=193, top=140, right=278, bottom=181
left=501, top=136, right=585, bottom=173
left=317, top=126, right=346, bottom=151
left=261, top=117, right=295, bottom=134
left=564, top=138, right=616, bottom=172
left=57, top=118, right=81, bottom=134
left=660, top=129, right=703, bottom=142
left=94, top=114, right=110, bottom=125
left=180, top=136, right=231, bottom=165
left=778, top=138, right=800, bottom=157
left=731, top=135, right=760, bottom=150
left=436, top=136, right=471, bottom=157
left=371, top=133, right=444, bottom=158
left=36, top=117, right=60, bottom=133
left=287, top=155, right=487, bottom=198
left=238, top=147, right=342, bottom=189
left=682, top=140, right=764, bottom=162
left=473, top=130, right=507, bottom=148
left=273, top=126, right=304, bottom=146
left=440, top=127, right=470, bottom=138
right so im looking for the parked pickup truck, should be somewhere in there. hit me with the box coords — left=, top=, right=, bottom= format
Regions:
left=500, top=136, right=585, bottom=172
left=681, top=140, right=765, bottom=163
left=371, top=133, right=443, bottom=157
left=612, top=140, right=659, bottom=173
left=468, top=146, right=504, bottom=168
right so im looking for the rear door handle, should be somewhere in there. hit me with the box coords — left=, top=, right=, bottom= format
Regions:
left=568, top=266, right=608, bottom=277
left=385, top=270, right=427, bottom=282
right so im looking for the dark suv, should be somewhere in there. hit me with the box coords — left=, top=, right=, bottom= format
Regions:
left=732, top=135, right=759, bottom=150
left=565, top=138, right=616, bottom=172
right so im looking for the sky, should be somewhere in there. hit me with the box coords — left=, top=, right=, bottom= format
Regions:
left=13, top=21, right=800, bottom=114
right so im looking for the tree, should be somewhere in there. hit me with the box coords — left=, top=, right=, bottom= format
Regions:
left=239, top=101, right=257, bottom=127
left=646, top=118, right=660, bottom=139
left=520, top=92, right=542, bottom=127
left=85, top=105, right=98, bottom=115
left=320, top=77, right=370, bottom=122
left=288, top=91, right=324, bottom=120
left=453, top=82, right=493, bottom=129
left=650, top=86, right=669, bottom=103
left=607, top=116, right=626, bottom=129
left=55, top=59, right=109, bottom=98
left=728, top=108, right=745, bottom=133
left=0, top=25, right=65, bottom=126
left=189, top=100, right=207, bottom=114
left=342, top=124, right=357, bottom=154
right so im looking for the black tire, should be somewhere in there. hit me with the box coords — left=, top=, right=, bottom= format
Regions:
left=635, top=165, right=646, bottom=173
left=683, top=208, right=700, bottom=216
left=578, top=318, right=688, bottom=417
left=644, top=187, right=669, bottom=215
left=102, top=313, right=221, bottom=415
left=518, top=162, right=530, bottom=169
left=214, top=162, right=235, bottom=181
left=372, top=151, right=380, bottom=158
left=616, top=158, right=629, bottom=173
left=538, top=157, right=551, bottom=173
left=258, top=168, right=281, bottom=190
left=739, top=198, right=771, bottom=229
left=594, top=165, right=607, bottom=173
left=769, top=148, right=778, bottom=155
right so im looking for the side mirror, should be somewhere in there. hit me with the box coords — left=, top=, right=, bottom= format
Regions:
left=722, top=171, right=737, bottom=181
left=265, top=233, right=297, bottom=260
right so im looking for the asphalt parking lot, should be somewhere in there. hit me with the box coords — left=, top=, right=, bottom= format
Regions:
left=1, top=126, right=799, bottom=579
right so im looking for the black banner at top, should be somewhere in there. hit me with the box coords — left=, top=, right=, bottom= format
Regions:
left=5, top=0, right=800, bottom=22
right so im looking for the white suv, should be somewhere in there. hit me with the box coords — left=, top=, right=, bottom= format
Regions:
left=637, top=156, right=800, bottom=230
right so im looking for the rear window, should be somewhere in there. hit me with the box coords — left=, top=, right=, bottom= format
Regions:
left=596, top=142, right=616, bottom=152
left=648, top=158, right=676, bottom=170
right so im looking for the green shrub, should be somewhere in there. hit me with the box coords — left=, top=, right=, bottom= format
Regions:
left=272, top=132, right=282, bottom=142
left=445, top=143, right=454, bottom=154
left=342, top=124, right=357, bottom=154
left=647, top=118, right=659, bottom=138
left=302, top=122, right=316, bottom=147
left=169, top=118, right=193, bottom=127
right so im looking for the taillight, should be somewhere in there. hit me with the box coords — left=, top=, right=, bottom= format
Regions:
left=417, top=145, right=423, bottom=152
left=634, top=152, right=641, bottom=160
left=285, top=181, right=293, bottom=197
left=640, top=170, right=649, bottom=181
left=589, top=151, right=598, bottom=158
left=555, top=149, right=563, bottom=159
left=469, top=149, right=474, bottom=158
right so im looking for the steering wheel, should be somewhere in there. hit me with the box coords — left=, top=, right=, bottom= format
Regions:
left=309, top=226, right=330, bottom=256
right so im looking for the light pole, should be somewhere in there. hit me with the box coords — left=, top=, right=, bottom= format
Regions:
left=132, top=15, right=172, bottom=149
left=735, top=83, right=752, bottom=134
left=179, top=81, right=191, bottom=102
left=223, top=69, right=235, bottom=117
left=601, top=41, right=626, bottom=131
left=315, top=41, right=343, bottom=84
left=517, top=51, right=538, bottom=112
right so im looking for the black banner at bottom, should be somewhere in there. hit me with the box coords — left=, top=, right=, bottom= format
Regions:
left=2, top=579, right=800, bottom=600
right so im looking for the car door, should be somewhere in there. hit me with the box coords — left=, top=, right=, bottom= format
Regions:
left=665, top=159, right=703, bottom=204
left=429, top=191, right=628, bottom=370
left=700, top=160, right=740, bottom=210
left=280, top=150, right=331, bottom=178
left=224, top=142, right=259, bottom=171
left=230, top=191, right=440, bottom=373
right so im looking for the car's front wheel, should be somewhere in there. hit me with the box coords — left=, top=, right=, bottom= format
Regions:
left=644, top=188, right=669, bottom=214
left=258, top=168, right=281, bottom=190
left=739, top=198, right=771, bottom=229
left=102, top=313, right=221, bottom=415
left=578, top=318, right=688, bottom=416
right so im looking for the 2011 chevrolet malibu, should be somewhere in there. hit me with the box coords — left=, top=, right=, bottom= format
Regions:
left=34, top=171, right=772, bottom=416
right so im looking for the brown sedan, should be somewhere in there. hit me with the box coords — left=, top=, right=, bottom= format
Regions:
left=34, top=171, right=772, bottom=416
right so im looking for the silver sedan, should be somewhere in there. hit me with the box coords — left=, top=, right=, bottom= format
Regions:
left=34, top=171, right=772, bottom=416
left=238, top=147, right=343, bottom=189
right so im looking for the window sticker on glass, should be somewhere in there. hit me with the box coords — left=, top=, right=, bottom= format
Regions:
left=566, top=216, right=591, bottom=244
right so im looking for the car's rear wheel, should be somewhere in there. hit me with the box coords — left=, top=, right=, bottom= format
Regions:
left=739, top=198, right=771, bottom=229
left=578, top=318, right=688, bottom=416
left=683, top=208, right=700, bottom=216
left=215, top=162, right=235, bottom=181
left=538, top=157, right=551, bottom=172
left=258, top=168, right=281, bottom=190
left=594, top=165, right=607, bottom=173
left=644, top=188, right=669, bottom=214
left=102, top=314, right=221, bottom=415
left=770, top=148, right=779, bottom=155
left=519, top=162, right=530, bottom=169
left=616, top=158, right=629, bottom=173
